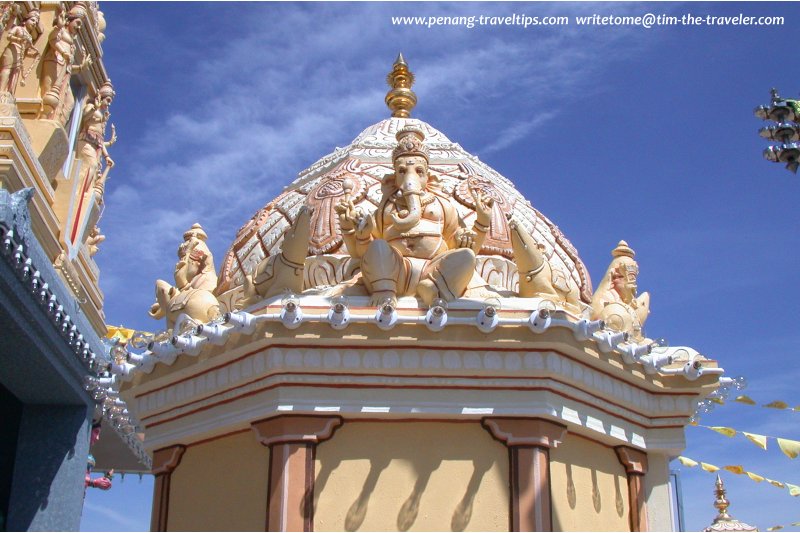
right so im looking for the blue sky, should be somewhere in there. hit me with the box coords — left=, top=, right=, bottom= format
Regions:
left=81, top=2, right=800, bottom=531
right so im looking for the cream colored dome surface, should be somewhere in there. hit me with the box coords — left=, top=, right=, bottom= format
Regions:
left=216, top=117, right=592, bottom=302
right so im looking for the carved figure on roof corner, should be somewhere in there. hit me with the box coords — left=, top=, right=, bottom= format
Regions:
left=38, top=4, right=92, bottom=125
left=590, top=240, right=650, bottom=341
left=239, top=206, right=312, bottom=308
left=149, top=224, right=221, bottom=331
left=508, top=215, right=580, bottom=308
left=85, top=420, right=112, bottom=493
left=335, top=127, right=494, bottom=307
left=0, top=8, right=42, bottom=95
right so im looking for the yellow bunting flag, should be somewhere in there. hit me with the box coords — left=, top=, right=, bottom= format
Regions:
left=767, top=526, right=784, bottom=531
left=701, top=462, right=720, bottom=473
left=678, top=456, right=698, bottom=467
left=788, top=484, right=800, bottom=497
left=743, top=432, right=768, bottom=450
left=768, top=479, right=786, bottom=488
left=709, top=397, right=725, bottom=405
left=709, top=426, right=737, bottom=438
left=777, top=438, right=800, bottom=459
left=765, top=401, right=790, bottom=410
left=735, top=395, right=756, bottom=405
left=723, top=465, right=745, bottom=475
left=746, top=472, right=765, bottom=483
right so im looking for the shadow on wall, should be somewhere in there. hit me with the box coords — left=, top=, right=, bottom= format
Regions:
left=551, top=434, right=629, bottom=531
left=450, top=456, right=495, bottom=532
left=314, top=421, right=505, bottom=532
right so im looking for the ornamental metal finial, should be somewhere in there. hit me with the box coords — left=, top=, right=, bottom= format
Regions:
left=702, top=475, right=758, bottom=532
left=385, top=53, right=417, bottom=118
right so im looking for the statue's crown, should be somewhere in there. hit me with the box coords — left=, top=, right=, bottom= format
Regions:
left=392, top=127, right=429, bottom=162
left=99, top=81, right=115, bottom=100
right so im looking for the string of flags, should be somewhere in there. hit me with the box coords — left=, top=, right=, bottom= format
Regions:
left=692, top=424, right=800, bottom=458
left=766, top=523, right=800, bottom=531
left=676, top=456, right=800, bottom=497
left=709, top=394, right=800, bottom=412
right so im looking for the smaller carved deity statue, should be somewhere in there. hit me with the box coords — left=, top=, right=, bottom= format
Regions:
left=76, top=81, right=116, bottom=200
left=86, top=225, right=104, bottom=256
left=0, top=8, right=41, bottom=95
left=149, top=224, right=221, bottom=330
left=240, top=206, right=311, bottom=308
left=84, top=420, right=113, bottom=493
left=335, top=127, right=494, bottom=307
left=508, top=215, right=580, bottom=306
left=590, top=240, right=650, bottom=341
left=39, top=4, right=92, bottom=125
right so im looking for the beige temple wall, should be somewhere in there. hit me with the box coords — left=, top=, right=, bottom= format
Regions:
left=167, top=431, right=270, bottom=531
left=314, top=421, right=509, bottom=532
left=550, top=434, right=630, bottom=532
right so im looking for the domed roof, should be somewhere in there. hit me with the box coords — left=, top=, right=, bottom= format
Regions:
left=216, top=117, right=593, bottom=303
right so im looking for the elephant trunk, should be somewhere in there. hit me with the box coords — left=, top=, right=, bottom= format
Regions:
left=391, top=190, right=422, bottom=231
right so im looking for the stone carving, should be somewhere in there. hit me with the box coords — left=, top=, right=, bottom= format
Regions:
left=149, top=224, right=220, bottom=330
left=86, top=225, right=104, bottom=257
left=509, top=216, right=580, bottom=306
left=590, top=241, right=650, bottom=341
left=335, top=127, right=494, bottom=306
left=78, top=81, right=116, bottom=199
left=240, top=206, right=311, bottom=308
left=306, top=157, right=367, bottom=255
left=39, top=4, right=92, bottom=125
left=0, top=8, right=41, bottom=95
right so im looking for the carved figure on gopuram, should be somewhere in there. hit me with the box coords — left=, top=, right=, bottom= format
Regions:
left=86, top=225, right=104, bottom=257
left=66, top=82, right=115, bottom=249
left=0, top=8, right=41, bottom=95
left=38, top=4, right=91, bottom=125
left=508, top=215, right=580, bottom=308
left=239, top=206, right=312, bottom=308
left=79, top=81, right=116, bottom=198
left=590, top=240, right=650, bottom=341
left=335, top=126, right=495, bottom=307
left=149, top=223, right=221, bottom=331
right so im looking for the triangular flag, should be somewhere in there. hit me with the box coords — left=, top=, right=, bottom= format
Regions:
left=709, top=426, right=737, bottom=438
left=689, top=420, right=699, bottom=426
left=791, top=523, right=800, bottom=527
left=701, top=462, right=720, bottom=473
left=743, top=432, right=768, bottom=450
left=765, top=401, right=789, bottom=410
left=678, top=456, right=698, bottom=467
left=709, top=397, right=725, bottom=405
left=735, top=395, right=756, bottom=405
left=746, top=471, right=765, bottom=483
left=787, top=483, right=800, bottom=497
left=723, top=465, right=745, bottom=475
left=777, top=438, right=800, bottom=459
left=767, top=526, right=784, bottom=531
left=768, top=479, right=786, bottom=489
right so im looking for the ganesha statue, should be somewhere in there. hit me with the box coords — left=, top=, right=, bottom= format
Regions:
left=590, top=240, right=650, bottom=341
left=335, top=127, right=494, bottom=307
left=149, top=223, right=220, bottom=330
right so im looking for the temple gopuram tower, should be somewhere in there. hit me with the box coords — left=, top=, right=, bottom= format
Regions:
left=114, top=56, right=727, bottom=532
left=0, top=2, right=147, bottom=531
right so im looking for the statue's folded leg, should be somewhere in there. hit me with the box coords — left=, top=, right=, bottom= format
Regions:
left=361, top=239, right=405, bottom=305
left=422, top=248, right=476, bottom=304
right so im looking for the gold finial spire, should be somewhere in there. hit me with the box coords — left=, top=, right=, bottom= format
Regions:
left=385, top=53, right=417, bottom=118
left=713, top=475, right=733, bottom=521
left=703, top=475, right=758, bottom=532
